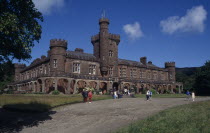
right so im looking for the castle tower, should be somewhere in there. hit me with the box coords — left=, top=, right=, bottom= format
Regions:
left=91, top=18, right=120, bottom=77
left=49, top=39, right=67, bottom=75
left=165, top=62, right=176, bottom=82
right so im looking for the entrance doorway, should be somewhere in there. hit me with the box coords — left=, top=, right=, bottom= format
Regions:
left=113, top=82, right=119, bottom=91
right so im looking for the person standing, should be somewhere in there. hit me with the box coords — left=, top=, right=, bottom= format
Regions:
left=149, top=91, right=153, bottom=101
left=192, top=92, right=195, bottom=101
left=113, top=87, right=118, bottom=99
left=88, top=90, right=93, bottom=103
left=146, top=90, right=150, bottom=101
left=82, top=89, right=88, bottom=103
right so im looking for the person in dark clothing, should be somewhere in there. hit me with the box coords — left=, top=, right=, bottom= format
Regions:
left=82, top=89, right=88, bottom=103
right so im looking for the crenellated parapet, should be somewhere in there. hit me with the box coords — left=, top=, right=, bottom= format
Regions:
left=91, top=34, right=99, bottom=44
left=109, top=34, right=120, bottom=44
left=50, top=39, right=67, bottom=49
left=165, top=62, right=175, bottom=68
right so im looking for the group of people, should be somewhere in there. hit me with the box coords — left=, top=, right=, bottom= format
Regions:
left=146, top=90, right=153, bottom=101
left=82, top=89, right=93, bottom=103
left=186, top=90, right=195, bottom=101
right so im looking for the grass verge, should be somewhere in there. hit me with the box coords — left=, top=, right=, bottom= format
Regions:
left=0, top=94, right=112, bottom=112
left=116, top=100, right=210, bottom=133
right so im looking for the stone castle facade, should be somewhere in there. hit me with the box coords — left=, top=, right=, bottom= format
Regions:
left=10, top=18, right=183, bottom=94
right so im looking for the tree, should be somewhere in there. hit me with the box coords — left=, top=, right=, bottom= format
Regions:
left=0, top=0, right=43, bottom=62
left=194, top=61, right=210, bottom=95
left=0, top=0, right=43, bottom=90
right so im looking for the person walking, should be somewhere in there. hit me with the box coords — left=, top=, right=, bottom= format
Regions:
left=88, top=90, right=93, bottom=103
left=146, top=90, right=150, bottom=101
left=192, top=92, right=195, bottom=101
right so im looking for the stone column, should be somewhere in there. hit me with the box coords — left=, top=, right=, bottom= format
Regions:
left=67, top=78, right=73, bottom=94
left=54, top=78, right=58, bottom=90
left=178, top=85, right=181, bottom=94
left=73, top=79, right=79, bottom=94
left=41, top=78, right=45, bottom=93
left=31, top=82, right=35, bottom=93
left=96, top=81, right=100, bottom=90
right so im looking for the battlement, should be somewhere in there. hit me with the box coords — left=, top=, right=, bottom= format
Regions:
left=50, top=39, right=67, bottom=49
left=91, top=34, right=99, bottom=43
left=165, top=62, right=175, bottom=68
left=14, top=63, right=26, bottom=68
left=109, top=34, right=120, bottom=43
left=99, top=18, right=109, bottom=25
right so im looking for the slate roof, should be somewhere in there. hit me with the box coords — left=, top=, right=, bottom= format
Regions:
left=66, top=51, right=98, bottom=62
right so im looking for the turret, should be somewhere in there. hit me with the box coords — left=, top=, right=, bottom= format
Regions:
left=14, top=63, right=26, bottom=81
left=165, top=62, right=176, bottom=82
left=49, top=39, right=67, bottom=75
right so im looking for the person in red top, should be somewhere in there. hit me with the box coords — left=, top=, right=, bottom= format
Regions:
left=88, top=90, right=93, bottom=103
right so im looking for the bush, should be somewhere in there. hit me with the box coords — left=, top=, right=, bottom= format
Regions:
left=52, top=90, right=60, bottom=95
left=150, top=88, right=157, bottom=94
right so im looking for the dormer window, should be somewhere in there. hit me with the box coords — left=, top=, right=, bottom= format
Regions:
left=109, top=50, right=113, bottom=57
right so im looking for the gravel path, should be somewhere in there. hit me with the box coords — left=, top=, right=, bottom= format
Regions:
left=20, top=97, right=210, bottom=133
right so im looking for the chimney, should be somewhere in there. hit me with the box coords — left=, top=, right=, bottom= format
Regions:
left=140, top=57, right=147, bottom=65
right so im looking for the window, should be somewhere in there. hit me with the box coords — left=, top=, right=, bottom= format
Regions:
left=73, top=63, right=80, bottom=73
left=33, top=70, right=35, bottom=77
left=40, top=67, right=43, bottom=74
left=161, top=73, right=164, bottom=80
left=153, top=73, right=157, bottom=80
left=170, top=74, right=173, bottom=79
left=89, top=65, right=96, bottom=75
left=140, top=71, right=143, bottom=79
left=130, top=69, right=137, bottom=78
left=44, top=66, right=47, bottom=74
left=108, top=67, right=113, bottom=76
left=147, top=72, right=151, bottom=79
left=109, top=50, right=113, bottom=57
left=48, top=63, right=50, bottom=74
left=120, top=68, right=126, bottom=77
left=53, top=59, right=57, bottom=68
left=36, top=69, right=38, bottom=77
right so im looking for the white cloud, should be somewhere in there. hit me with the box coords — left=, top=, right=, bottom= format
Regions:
left=123, top=22, right=144, bottom=40
left=33, top=0, right=65, bottom=15
left=160, top=5, right=207, bottom=34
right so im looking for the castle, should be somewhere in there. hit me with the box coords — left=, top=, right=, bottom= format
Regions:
left=9, top=18, right=183, bottom=94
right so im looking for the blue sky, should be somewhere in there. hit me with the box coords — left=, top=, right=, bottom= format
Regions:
left=19, top=0, right=210, bottom=68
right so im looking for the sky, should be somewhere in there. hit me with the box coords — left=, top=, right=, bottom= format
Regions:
left=18, top=0, right=210, bottom=68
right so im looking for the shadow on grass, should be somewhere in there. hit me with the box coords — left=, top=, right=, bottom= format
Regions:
left=0, top=102, right=56, bottom=133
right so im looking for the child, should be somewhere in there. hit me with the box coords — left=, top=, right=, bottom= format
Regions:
left=88, top=90, right=93, bottom=103
left=149, top=91, right=153, bottom=101
left=186, top=90, right=190, bottom=101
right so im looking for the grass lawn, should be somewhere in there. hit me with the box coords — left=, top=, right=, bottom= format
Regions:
left=116, top=100, right=210, bottom=133
left=0, top=94, right=112, bottom=112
